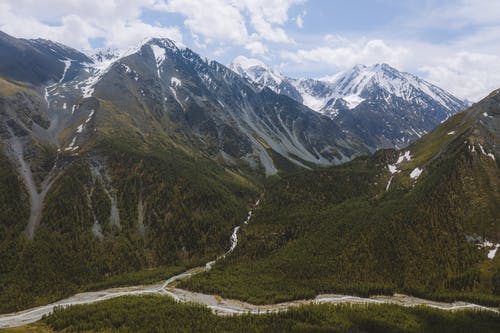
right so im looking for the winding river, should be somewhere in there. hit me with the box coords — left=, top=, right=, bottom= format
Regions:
left=0, top=198, right=497, bottom=328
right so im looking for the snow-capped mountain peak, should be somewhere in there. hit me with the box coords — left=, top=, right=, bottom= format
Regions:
left=230, top=57, right=468, bottom=149
left=230, top=56, right=284, bottom=90
left=330, top=63, right=460, bottom=111
left=88, top=37, right=184, bottom=65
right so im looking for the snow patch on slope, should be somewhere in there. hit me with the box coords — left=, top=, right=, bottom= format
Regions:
left=150, top=44, right=166, bottom=77
left=78, top=38, right=179, bottom=98
left=397, top=151, right=412, bottom=164
left=44, top=59, right=72, bottom=107
left=343, top=94, right=365, bottom=109
left=478, top=143, right=496, bottom=161
left=171, top=77, right=181, bottom=87
left=410, top=167, right=422, bottom=179
left=477, top=240, right=500, bottom=259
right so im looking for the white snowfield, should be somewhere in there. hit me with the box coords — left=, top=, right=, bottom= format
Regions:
left=0, top=197, right=497, bottom=328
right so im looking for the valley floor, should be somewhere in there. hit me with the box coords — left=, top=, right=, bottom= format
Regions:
left=1, top=197, right=498, bottom=329
left=2, top=278, right=498, bottom=329
left=2, top=295, right=500, bottom=333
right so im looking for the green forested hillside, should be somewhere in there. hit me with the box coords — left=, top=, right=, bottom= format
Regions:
left=0, top=130, right=258, bottom=313
left=182, top=93, right=500, bottom=305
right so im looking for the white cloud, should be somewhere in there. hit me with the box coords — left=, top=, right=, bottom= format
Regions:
left=212, top=47, right=228, bottom=57
left=296, top=10, right=306, bottom=29
left=0, top=0, right=302, bottom=54
left=163, top=0, right=301, bottom=48
left=430, top=0, right=500, bottom=28
left=296, top=15, right=304, bottom=29
left=164, top=0, right=248, bottom=45
left=0, top=0, right=182, bottom=50
left=104, top=20, right=183, bottom=50
left=420, top=52, right=500, bottom=101
left=281, top=39, right=409, bottom=71
left=235, top=0, right=303, bottom=43
left=245, top=40, right=268, bottom=55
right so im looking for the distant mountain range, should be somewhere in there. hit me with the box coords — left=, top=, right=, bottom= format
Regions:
left=230, top=56, right=468, bottom=149
left=0, top=32, right=366, bottom=177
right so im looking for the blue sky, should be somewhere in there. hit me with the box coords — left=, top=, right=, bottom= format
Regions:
left=0, top=0, right=499, bottom=100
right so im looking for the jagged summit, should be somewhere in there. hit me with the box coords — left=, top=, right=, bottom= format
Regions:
left=87, top=37, right=185, bottom=65
left=230, top=56, right=285, bottom=90
left=328, top=62, right=462, bottom=111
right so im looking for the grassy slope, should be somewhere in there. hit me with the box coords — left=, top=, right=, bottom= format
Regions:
left=0, top=78, right=29, bottom=97
left=181, top=105, right=500, bottom=305
left=3, top=295, right=498, bottom=333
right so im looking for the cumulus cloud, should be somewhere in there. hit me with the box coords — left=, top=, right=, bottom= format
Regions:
left=281, top=39, right=409, bottom=71
left=420, top=52, right=500, bottom=101
left=0, top=0, right=302, bottom=59
left=296, top=15, right=304, bottom=29
left=0, top=0, right=182, bottom=50
left=245, top=40, right=269, bottom=56
left=162, top=0, right=301, bottom=53
left=236, top=0, right=303, bottom=43
left=164, top=0, right=248, bottom=45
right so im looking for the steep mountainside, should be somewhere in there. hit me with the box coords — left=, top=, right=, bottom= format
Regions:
left=37, top=38, right=365, bottom=176
left=0, top=30, right=368, bottom=313
left=183, top=89, right=500, bottom=305
left=230, top=57, right=468, bottom=149
left=0, top=31, right=91, bottom=86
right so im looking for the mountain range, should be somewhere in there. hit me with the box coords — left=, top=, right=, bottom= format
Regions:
left=230, top=56, right=468, bottom=149
left=0, top=29, right=498, bottom=325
